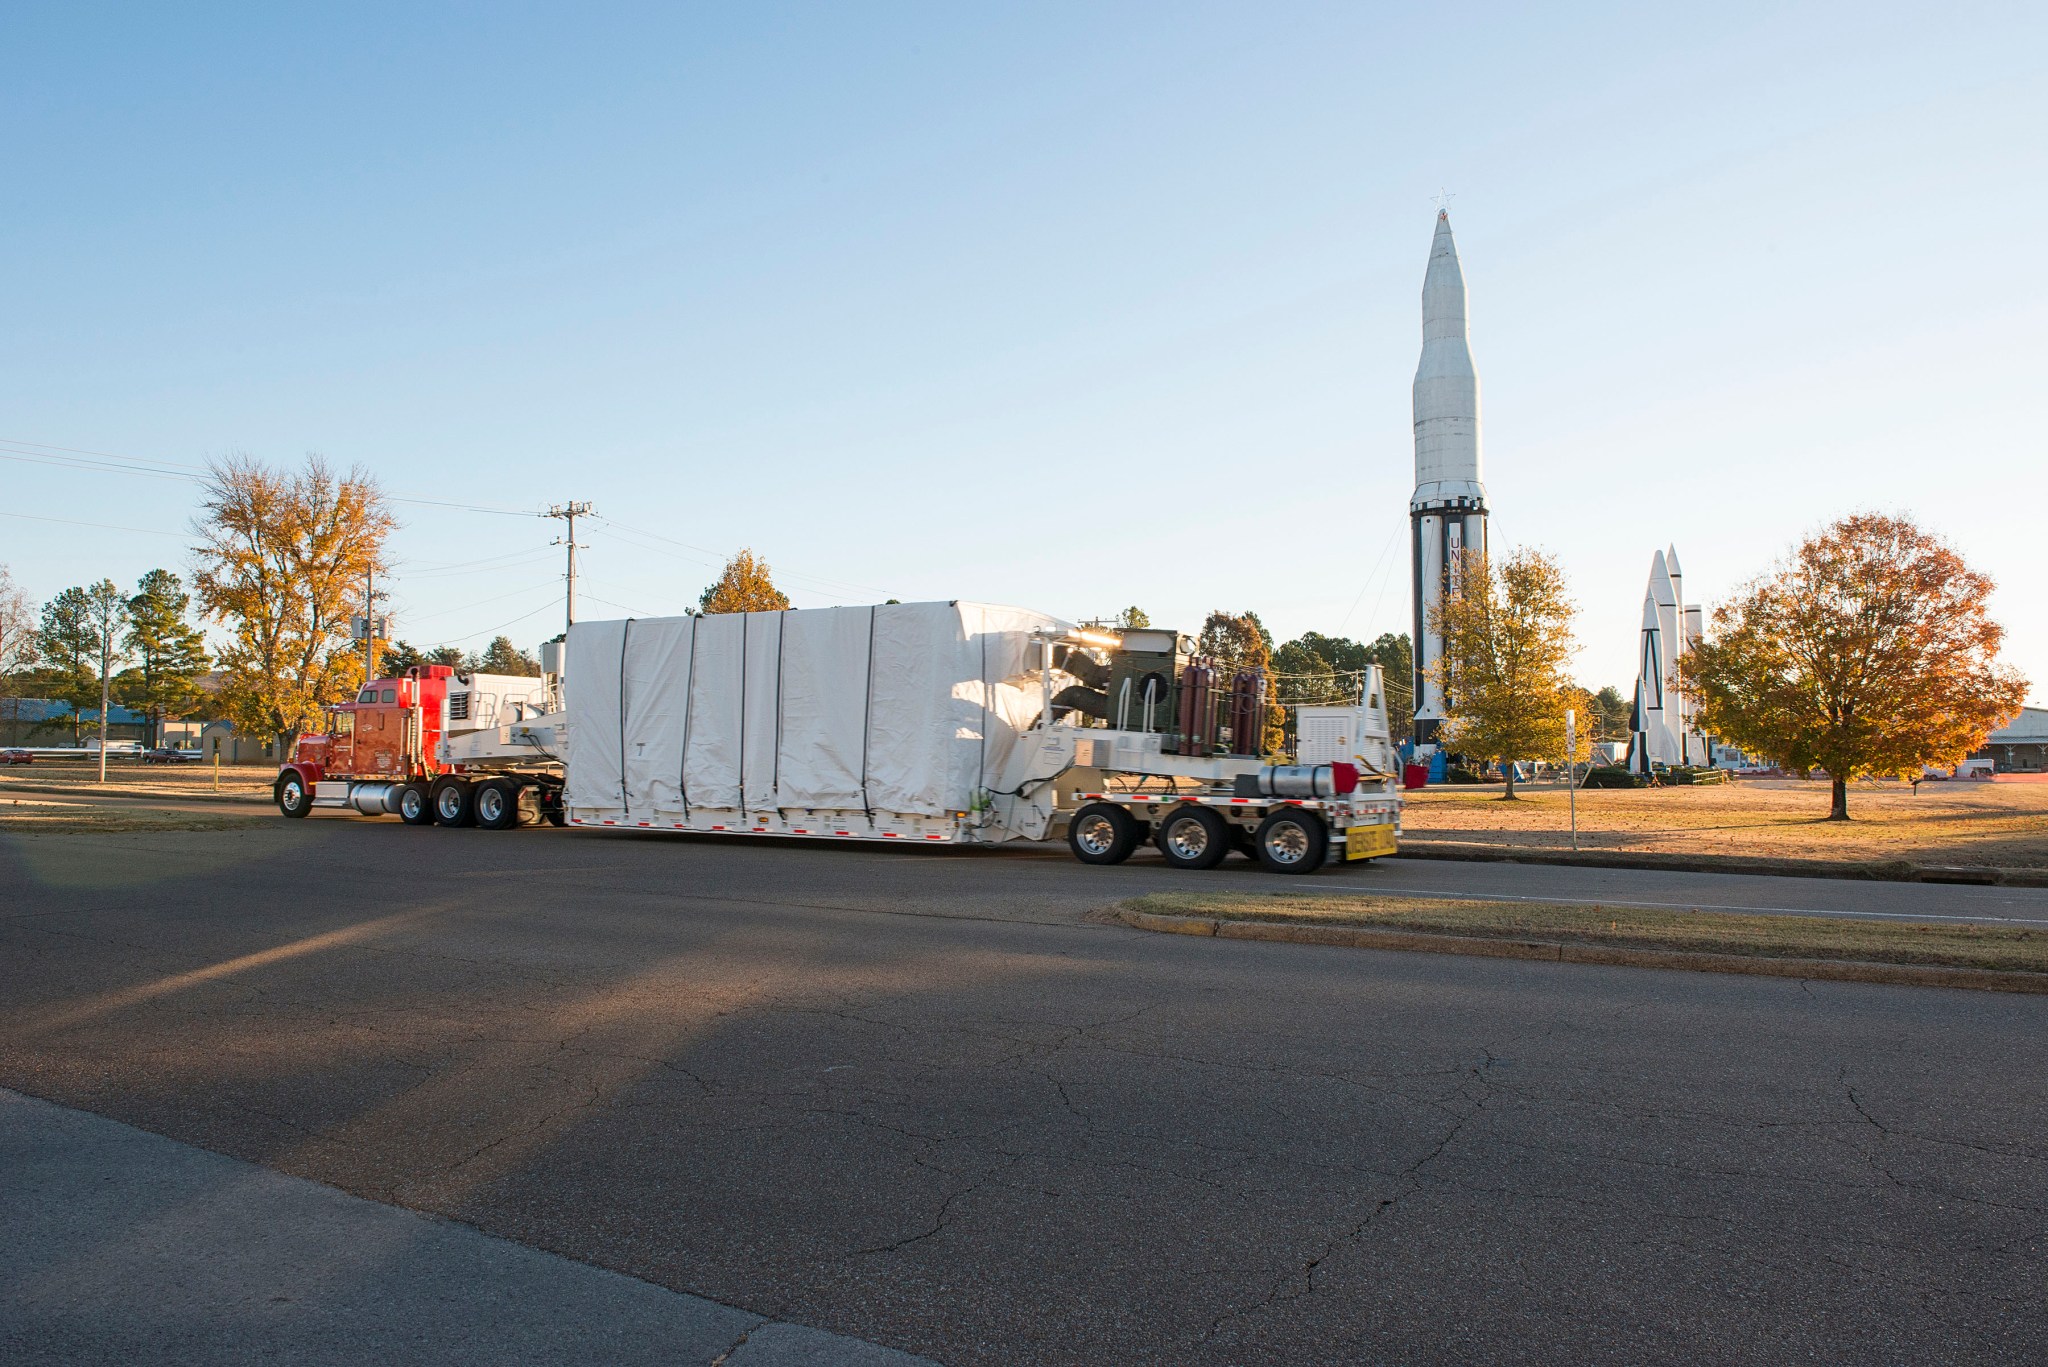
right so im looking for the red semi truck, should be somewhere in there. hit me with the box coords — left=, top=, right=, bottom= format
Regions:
left=272, top=665, right=554, bottom=828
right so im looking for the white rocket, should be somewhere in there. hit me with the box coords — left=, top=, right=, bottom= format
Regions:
left=1628, top=547, right=1705, bottom=773
left=1409, top=210, right=1488, bottom=745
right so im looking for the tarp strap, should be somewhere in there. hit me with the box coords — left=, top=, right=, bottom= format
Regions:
left=858, top=605, right=876, bottom=824
left=737, top=613, right=748, bottom=817
left=977, top=612, right=988, bottom=795
left=617, top=619, right=633, bottom=816
left=771, top=610, right=786, bottom=810
left=678, top=614, right=697, bottom=817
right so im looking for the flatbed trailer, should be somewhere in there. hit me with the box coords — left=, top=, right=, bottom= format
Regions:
left=278, top=602, right=1401, bottom=873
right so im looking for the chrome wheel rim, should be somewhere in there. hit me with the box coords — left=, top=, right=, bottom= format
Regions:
left=1075, top=813, right=1118, bottom=855
left=281, top=781, right=302, bottom=810
left=1165, top=817, right=1210, bottom=860
left=400, top=789, right=423, bottom=820
left=477, top=787, right=505, bottom=824
left=1264, top=822, right=1309, bottom=865
left=436, top=786, right=465, bottom=820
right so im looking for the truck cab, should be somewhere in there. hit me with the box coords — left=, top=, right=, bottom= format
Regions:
left=275, top=665, right=554, bottom=823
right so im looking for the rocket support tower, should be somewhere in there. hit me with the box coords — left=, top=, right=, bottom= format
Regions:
left=1409, top=211, right=1488, bottom=747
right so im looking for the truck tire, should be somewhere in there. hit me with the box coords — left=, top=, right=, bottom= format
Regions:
left=1067, top=803, right=1139, bottom=865
left=1155, top=806, right=1229, bottom=870
left=1253, top=809, right=1328, bottom=874
left=396, top=782, right=433, bottom=826
left=431, top=778, right=475, bottom=828
left=474, top=779, right=523, bottom=830
left=275, top=772, right=311, bottom=819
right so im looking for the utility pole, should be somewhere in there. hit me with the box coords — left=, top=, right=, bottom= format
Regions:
left=363, top=565, right=383, bottom=687
left=546, top=502, right=594, bottom=635
left=1565, top=708, right=1579, bottom=852
left=97, top=613, right=113, bottom=785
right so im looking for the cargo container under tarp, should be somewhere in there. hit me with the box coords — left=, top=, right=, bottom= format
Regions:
left=561, top=601, right=1068, bottom=839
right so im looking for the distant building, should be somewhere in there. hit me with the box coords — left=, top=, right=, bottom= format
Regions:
left=0, top=699, right=153, bottom=748
left=1972, top=707, right=2048, bottom=774
left=199, top=720, right=277, bottom=764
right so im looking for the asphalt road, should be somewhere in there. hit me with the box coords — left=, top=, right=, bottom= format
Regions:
left=3, top=821, right=2044, bottom=1364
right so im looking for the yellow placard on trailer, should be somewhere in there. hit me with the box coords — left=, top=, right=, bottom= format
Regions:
left=1345, top=824, right=1398, bottom=860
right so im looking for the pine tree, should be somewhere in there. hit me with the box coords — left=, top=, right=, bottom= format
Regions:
left=36, top=587, right=100, bottom=744
left=121, top=569, right=210, bottom=745
left=698, top=550, right=791, bottom=615
left=476, top=635, right=541, bottom=676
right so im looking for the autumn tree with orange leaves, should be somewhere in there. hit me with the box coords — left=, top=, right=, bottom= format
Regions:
left=698, top=549, right=791, bottom=615
left=192, top=455, right=397, bottom=753
left=1688, top=514, right=2026, bottom=820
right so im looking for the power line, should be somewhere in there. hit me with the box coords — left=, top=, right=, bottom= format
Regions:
left=0, top=509, right=184, bottom=538
left=0, top=436, right=542, bottom=518
left=591, top=513, right=892, bottom=601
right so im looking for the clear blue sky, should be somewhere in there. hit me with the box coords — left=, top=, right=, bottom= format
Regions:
left=4, top=2, right=2043, bottom=700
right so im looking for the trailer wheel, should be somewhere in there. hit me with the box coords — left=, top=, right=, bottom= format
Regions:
left=474, top=779, right=523, bottom=830
left=1155, top=806, right=1230, bottom=870
left=1253, top=809, right=1328, bottom=874
left=396, top=782, right=433, bottom=826
left=275, top=772, right=311, bottom=819
left=1068, top=803, right=1139, bottom=865
left=431, top=778, right=475, bottom=827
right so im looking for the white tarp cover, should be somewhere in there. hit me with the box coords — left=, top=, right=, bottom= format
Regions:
left=564, top=601, right=1062, bottom=822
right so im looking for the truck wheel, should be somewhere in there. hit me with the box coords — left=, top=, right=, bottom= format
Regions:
left=474, top=779, right=523, bottom=830
left=275, top=772, right=311, bottom=819
left=1254, top=809, right=1328, bottom=874
left=432, top=778, right=475, bottom=828
left=397, top=782, right=433, bottom=825
left=1156, top=806, right=1229, bottom=870
left=1068, top=803, right=1138, bottom=865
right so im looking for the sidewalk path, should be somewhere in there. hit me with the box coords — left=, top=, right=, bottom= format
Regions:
left=0, top=1088, right=938, bottom=1367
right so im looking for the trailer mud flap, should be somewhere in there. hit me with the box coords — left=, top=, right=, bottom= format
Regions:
left=1345, top=825, right=1397, bottom=860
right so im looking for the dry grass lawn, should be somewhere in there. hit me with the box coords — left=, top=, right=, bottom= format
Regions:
left=0, top=797, right=265, bottom=833
left=1123, top=890, right=2048, bottom=974
left=1400, top=778, right=2048, bottom=870
left=0, top=760, right=274, bottom=802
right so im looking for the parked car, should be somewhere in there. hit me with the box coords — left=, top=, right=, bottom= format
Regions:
left=142, top=747, right=202, bottom=764
left=0, top=748, right=32, bottom=765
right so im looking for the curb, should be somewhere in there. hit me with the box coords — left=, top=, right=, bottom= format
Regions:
left=1115, top=909, right=2048, bottom=995
left=1392, top=840, right=2048, bottom=888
